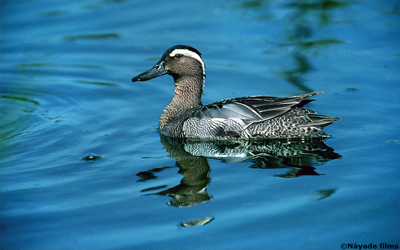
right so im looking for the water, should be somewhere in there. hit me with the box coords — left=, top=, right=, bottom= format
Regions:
left=1, top=1, right=399, bottom=249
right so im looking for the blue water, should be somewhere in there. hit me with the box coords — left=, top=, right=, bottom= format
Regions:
left=1, top=1, right=399, bottom=249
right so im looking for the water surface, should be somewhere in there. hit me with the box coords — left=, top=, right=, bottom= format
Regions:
left=1, top=1, right=399, bottom=249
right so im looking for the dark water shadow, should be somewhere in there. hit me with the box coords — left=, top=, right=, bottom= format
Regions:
left=137, top=135, right=341, bottom=208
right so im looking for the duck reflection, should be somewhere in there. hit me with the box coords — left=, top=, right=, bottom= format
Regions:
left=137, top=135, right=340, bottom=207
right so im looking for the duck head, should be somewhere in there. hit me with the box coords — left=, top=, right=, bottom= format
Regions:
left=132, top=45, right=206, bottom=84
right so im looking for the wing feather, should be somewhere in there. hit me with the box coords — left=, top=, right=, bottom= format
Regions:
left=196, top=92, right=322, bottom=124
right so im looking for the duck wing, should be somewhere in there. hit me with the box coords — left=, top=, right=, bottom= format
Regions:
left=196, top=92, right=322, bottom=124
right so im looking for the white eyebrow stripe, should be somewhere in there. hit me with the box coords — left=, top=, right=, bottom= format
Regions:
left=169, top=49, right=206, bottom=79
left=169, top=49, right=203, bottom=64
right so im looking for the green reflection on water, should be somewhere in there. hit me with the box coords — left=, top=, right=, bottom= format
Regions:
left=238, top=0, right=265, bottom=9
left=74, top=80, right=118, bottom=87
left=239, top=0, right=348, bottom=92
left=63, top=33, right=119, bottom=42
left=299, top=39, right=344, bottom=49
left=40, top=10, right=69, bottom=17
left=1, top=95, right=40, bottom=105
left=316, top=188, right=337, bottom=201
left=15, top=63, right=102, bottom=69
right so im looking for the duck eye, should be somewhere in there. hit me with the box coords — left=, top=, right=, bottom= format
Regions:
left=174, top=54, right=182, bottom=58
left=154, top=62, right=163, bottom=70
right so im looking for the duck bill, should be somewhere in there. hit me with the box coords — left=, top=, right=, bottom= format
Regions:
left=132, top=61, right=168, bottom=82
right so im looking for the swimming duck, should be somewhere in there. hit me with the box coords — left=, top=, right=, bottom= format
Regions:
left=132, top=45, right=339, bottom=139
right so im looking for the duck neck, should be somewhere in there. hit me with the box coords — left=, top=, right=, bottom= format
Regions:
left=171, top=76, right=203, bottom=109
left=159, top=76, right=204, bottom=131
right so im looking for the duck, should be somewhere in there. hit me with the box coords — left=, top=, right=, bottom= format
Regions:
left=132, top=45, right=339, bottom=140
